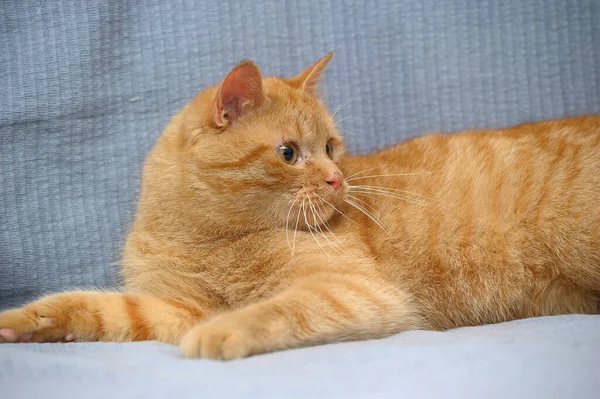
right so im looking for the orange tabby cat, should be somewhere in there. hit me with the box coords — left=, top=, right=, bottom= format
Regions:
left=1, top=54, right=599, bottom=359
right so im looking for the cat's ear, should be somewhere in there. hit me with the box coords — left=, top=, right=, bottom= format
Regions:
left=287, top=52, right=333, bottom=94
left=214, top=60, right=265, bottom=128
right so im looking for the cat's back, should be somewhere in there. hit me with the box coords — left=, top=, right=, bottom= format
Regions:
left=415, top=115, right=600, bottom=232
left=344, top=115, right=600, bottom=231
left=341, top=115, right=600, bottom=328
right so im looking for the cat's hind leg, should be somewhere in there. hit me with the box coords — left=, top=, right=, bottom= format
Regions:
left=0, top=291, right=208, bottom=344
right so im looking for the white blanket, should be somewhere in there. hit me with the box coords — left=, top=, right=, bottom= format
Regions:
left=1, top=315, right=598, bottom=399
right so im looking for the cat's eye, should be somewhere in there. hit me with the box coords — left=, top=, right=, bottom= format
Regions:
left=326, top=142, right=334, bottom=159
left=277, top=144, right=298, bottom=164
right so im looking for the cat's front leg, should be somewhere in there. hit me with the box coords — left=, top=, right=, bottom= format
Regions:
left=0, top=291, right=208, bottom=344
left=180, top=273, right=421, bottom=360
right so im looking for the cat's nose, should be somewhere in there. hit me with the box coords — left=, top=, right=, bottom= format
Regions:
left=326, top=173, right=343, bottom=190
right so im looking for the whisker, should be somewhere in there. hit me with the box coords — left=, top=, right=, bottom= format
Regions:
left=314, top=194, right=356, bottom=225
left=307, top=198, right=330, bottom=243
left=350, top=185, right=426, bottom=200
left=285, top=196, right=299, bottom=251
left=312, top=198, right=344, bottom=253
left=350, top=185, right=429, bottom=205
left=350, top=184, right=435, bottom=201
left=303, top=197, right=331, bottom=258
left=350, top=188, right=430, bottom=207
left=335, top=116, right=378, bottom=126
left=340, top=129, right=357, bottom=138
left=308, top=197, right=342, bottom=253
left=344, top=197, right=390, bottom=235
left=346, top=193, right=379, bottom=216
left=28, top=0, right=47, bottom=27
left=345, top=197, right=389, bottom=234
left=345, top=194, right=392, bottom=233
left=292, top=199, right=303, bottom=256
left=308, top=222, right=332, bottom=256
left=330, top=98, right=354, bottom=118
left=346, top=164, right=395, bottom=179
left=346, top=171, right=433, bottom=182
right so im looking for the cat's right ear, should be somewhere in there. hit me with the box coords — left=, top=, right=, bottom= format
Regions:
left=287, top=52, right=333, bottom=94
left=214, top=61, right=266, bottom=128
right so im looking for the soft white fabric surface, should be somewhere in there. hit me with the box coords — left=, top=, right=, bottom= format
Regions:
left=1, top=315, right=598, bottom=399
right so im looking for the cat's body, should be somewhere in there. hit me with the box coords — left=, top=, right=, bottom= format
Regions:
left=343, top=119, right=600, bottom=328
left=1, top=55, right=599, bottom=359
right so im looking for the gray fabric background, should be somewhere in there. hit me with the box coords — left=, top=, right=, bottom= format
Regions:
left=1, top=0, right=599, bottom=309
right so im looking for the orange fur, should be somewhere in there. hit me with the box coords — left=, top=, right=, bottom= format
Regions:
left=1, top=54, right=599, bottom=360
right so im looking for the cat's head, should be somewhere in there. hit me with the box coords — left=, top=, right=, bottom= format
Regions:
left=172, top=54, right=346, bottom=233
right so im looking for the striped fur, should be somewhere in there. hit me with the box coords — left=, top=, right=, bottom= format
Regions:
left=1, top=55, right=599, bottom=360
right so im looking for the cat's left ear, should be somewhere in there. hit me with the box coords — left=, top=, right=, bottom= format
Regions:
left=215, top=60, right=266, bottom=128
left=287, top=52, right=333, bottom=94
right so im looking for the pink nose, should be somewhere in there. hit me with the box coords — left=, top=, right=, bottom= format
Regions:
left=326, top=174, right=343, bottom=190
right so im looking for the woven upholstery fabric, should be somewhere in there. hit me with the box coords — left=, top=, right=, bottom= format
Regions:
left=1, top=0, right=599, bottom=308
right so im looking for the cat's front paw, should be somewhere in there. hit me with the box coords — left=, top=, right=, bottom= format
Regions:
left=0, top=307, right=58, bottom=343
left=0, top=308, right=37, bottom=343
left=0, top=301, right=73, bottom=343
left=180, top=315, right=261, bottom=360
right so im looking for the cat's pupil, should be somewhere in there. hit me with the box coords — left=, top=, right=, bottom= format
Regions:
left=277, top=145, right=296, bottom=163
left=282, top=147, right=293, bottom=161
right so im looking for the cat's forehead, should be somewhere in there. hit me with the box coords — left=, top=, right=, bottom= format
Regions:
left=262, top=77, right=338, bottom=143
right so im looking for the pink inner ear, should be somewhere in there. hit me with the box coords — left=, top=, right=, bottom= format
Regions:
left=216, top=61, right=264, bottom=126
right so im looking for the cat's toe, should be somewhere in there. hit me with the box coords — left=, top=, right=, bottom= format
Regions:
left=180, top=322, right=251, bottom=360
left=0, top=327, right=18, bottom=342
left=0, top=307, right=67, bottom=343
left=0, top=309, right=36, bottom=343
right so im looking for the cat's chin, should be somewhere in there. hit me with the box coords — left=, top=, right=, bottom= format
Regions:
left=287, top=198, right=340, bottom=232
